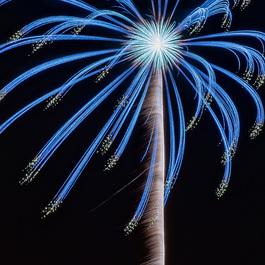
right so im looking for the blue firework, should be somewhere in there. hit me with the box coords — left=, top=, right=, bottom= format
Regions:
left=0, top=0, right=264, bottom=263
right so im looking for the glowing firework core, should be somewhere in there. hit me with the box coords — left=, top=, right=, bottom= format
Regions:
left=128, top=20, right=182, bottom=69
left=153, top=36, right=162, bottom=51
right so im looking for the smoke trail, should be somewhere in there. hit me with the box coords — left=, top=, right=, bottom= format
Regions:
left=142, top=69, right=165, bottom=265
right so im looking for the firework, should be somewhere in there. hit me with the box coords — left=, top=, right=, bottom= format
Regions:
left=0, top=0, right=264, bottom=264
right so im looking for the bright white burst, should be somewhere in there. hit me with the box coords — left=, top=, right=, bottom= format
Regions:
left=128, top=20, right=183, bottom=69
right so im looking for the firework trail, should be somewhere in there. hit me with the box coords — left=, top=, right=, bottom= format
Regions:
left=0, top=0, right=264, bottom=264
left=0, top=0, right=11, bottom=6
left=142, top=71, right=165, bottom=264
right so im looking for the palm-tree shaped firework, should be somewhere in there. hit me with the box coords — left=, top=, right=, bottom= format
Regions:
left=0, top=0, right=264, bottom=264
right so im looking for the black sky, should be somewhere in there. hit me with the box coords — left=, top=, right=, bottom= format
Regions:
left=0, top=1, right=265, bottom=265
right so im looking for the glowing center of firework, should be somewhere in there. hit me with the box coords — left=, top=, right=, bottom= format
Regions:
left=129, top=20, right=182, bottom=69
left=153, top=37, right=162, bottom=51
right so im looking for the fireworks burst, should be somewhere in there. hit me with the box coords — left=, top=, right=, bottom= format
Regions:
left=0, top=0, right=264, bottom=264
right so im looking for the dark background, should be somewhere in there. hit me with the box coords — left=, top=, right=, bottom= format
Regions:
left=0, top=0, right=265, bottom=264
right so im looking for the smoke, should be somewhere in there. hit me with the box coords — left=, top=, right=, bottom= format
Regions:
left=142, top=69, right=165, bottom=265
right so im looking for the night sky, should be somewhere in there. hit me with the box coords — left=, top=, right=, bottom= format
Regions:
left=1, top=1, right=265, bottom=265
